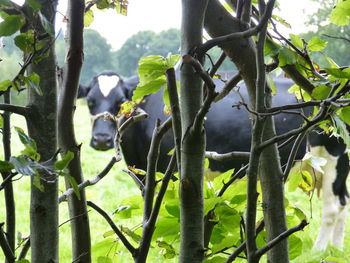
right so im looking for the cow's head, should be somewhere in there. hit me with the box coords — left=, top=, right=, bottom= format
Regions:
left=78, top=71, right=134, bottom=150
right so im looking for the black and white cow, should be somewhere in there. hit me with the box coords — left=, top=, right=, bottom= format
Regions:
left=78, top=71, right=349, bottom=251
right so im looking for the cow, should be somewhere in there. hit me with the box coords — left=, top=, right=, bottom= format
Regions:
left=78, top=71, right=349, bottom=251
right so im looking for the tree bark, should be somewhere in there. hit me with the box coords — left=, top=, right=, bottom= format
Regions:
left=204, top=1, right=289, bottom=262
left=57, top=0, right=91, bottom=261
left=1, top=91, right=16, bottom=263
left=179, top=1, right=208, bottom=262
left=24, top=1, right=58, bottom=261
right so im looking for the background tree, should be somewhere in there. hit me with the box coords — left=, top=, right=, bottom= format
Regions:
left=302, top=0, right=350, bottom=67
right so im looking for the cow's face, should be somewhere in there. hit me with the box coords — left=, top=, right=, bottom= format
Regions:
left=79, top=73, right=128, bottom=150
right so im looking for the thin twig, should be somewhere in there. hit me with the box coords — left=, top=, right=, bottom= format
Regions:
left=59, top=157, right=117, bottom=203
left=198, top=0, right=275, bottom=56
left=255, top=220, right=308, bottom=259
left=0, top=104, right=29, bottom=117
left=87, top=201, right=136, bottom=256
left=205, top=151, right=250, bottom=161
left=0, top=223, right=15, bottom=262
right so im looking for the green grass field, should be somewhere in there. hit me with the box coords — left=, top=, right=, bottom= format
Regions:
left=1, top=101, right=350, bottom=262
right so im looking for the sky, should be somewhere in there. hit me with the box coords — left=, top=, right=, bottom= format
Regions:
left=56, top=0, right=319, bottom=51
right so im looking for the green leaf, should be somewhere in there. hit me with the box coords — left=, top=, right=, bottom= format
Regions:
left=330, top=0, right=350, bottom=26
left=15, top=126, right=36, bottom=149
left=133, top=55, right=179, bottom=101
left=157, top=240, right=176, bottom=259
left=55, top=151, right=74, bottom=170
left=14, top=126, right=40, bottom=161
left=278, top=47, right=298, bottom=67
left=102, top=230, right=115, bottom=238
left=113, top=205, right=132, bottom=219
left=115, top=0, right=128, bottom=16
left=92, top=238, right=117, bottom=258
left=311, top=85, right=331, bottom=100
left=14, top=32, right=34, bottom=52
left=211, top=235, right=236, bottom=253
left=38, top=12, right=54, bottom=36
left=204, top=256, right=226, bottom=263
left=325, top=68, right=350, bottom=79
left=307, top=37, right=327, bottom=52
left=26, top=73, right=42, bottom=95
left=16, top=259, right=30, bottom=263
left=0, top=0, right=13, bottom=7
left=27, top=0, right=41, bottom=11
left=153, top=217, right=180, bottom=239
left=0, top=114, right=3, bottom=129
left=204, top=197, right=223, bottom=215
left=332, top=114, right=350, bottom=149
left=121, top=226, right=141, bottom=243
left=165, top=201, right=180, bottom=218
left=33, top=172, right=44, bottom=191
left=0, top=80, right=12, bottom=91
left=0, top=160, right=14, bottom=172
left=97, top=256, right=112, bottom=263
left=132, top=77, right=166, bottom=101
left=0, top=15, right=25, bottom=36
left=84, top=9, right=94, bottom=27
left=289, top=235, right=303, bottom=260
left=290, top=34, right=304, bottom=49
left=339, top=107, right=350, bottom=125
left=68, top=175, right=81, bottom=200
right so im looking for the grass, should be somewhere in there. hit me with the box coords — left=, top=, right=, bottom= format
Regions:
left=1, top=100, right=350, bottom=262
left=0, top=100, right=139, bottom=262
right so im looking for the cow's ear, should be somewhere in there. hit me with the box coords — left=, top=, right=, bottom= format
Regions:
left=77, top=84, right=91, bottom=98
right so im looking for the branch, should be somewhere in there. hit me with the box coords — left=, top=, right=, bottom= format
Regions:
left=143, top=118, right=172, bottom=221
left=214, top=72, right=242, bottom=102
left=182, top=55, right=218, bottom=132
left=225, top=221, right=265, bottom=262
left=209, top=51, right=227, bottom=77
left=18, top=238, right=30, bottom=260
left=198, top=0, right=275, bottom=56
left=0, top=223, right=15, bottom=262
left=205, top=151, right=250, bottom=161
left=255, top=220, right=308, bottom=259
left=283, top=130, right=308, bottom=181
left=86, top=201, right=136, bottom=256
left=59, top=157, right=117, bottom=203
left=0, top=173, right=18, bottom=191
left=137, top=154, right=177, bottom=260
left=166, top=68, right=182, bottom=171
left=115, top=108, right=149, bottom=161
left=0, top=103, right=29, bottom=117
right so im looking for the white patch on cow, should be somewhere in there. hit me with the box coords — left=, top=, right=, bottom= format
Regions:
left=98, top=75, right=120, bottom=97
left=305, top=146, right=350, bottom=251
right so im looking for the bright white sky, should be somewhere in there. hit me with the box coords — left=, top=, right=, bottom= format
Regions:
left=56, top=0, right=319, bottom=51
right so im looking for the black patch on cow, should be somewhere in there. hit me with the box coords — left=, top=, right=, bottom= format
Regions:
left=333, top=153, right=350, bottom=206
left=308, top=130, right=346, bottom=157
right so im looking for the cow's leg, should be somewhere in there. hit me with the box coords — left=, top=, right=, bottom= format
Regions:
left=331, top=202, right=348, bottom=248
left=313, top=149, right=338, bottom=250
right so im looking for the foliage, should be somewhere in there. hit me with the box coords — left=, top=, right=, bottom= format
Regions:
left=301, top=0, right=350, bottom=67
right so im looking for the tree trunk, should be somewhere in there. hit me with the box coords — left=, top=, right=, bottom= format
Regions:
left=25, top=1, right=58, bottom=261
left=57, top=0, right=91, bottom=261
left=179, top=1, right=208, bottom=262
left=1, top=91, right=16, bottom=263
left=204, top=1, right=289, bottom=262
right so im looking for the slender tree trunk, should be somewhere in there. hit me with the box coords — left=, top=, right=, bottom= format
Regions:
left=1, top=91, right=15, bottom=263
left=179, top=1, right=208, bottom=262
left=57, top=0, right=91, bottom=261
left=204, top=1, right=289, bottom=262
left=24, top=1, right=59, bottom=261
